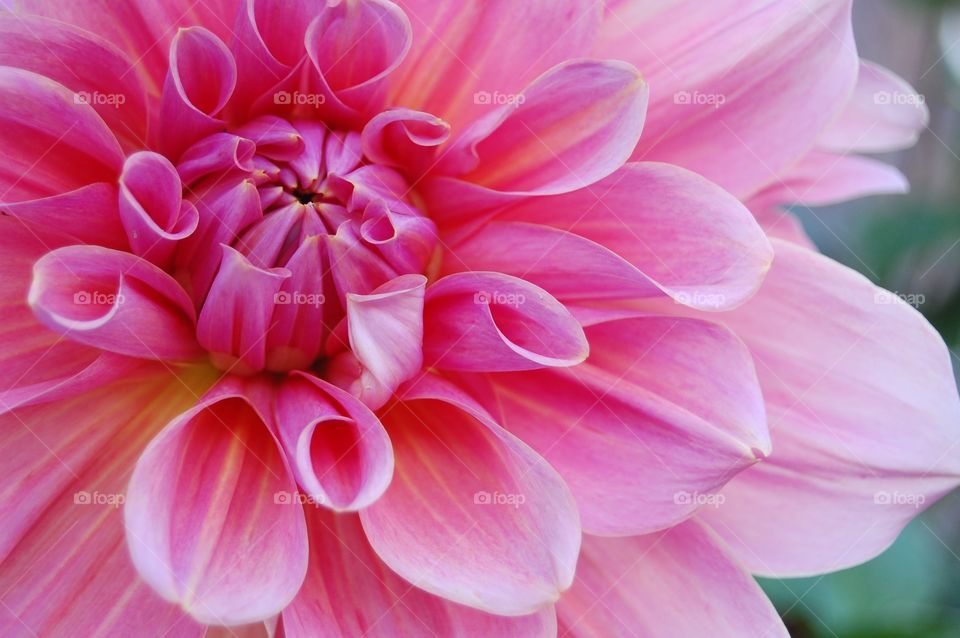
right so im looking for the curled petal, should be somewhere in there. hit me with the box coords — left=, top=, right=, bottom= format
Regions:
left=158, top=27, right=237, bottom=160
left=119, top=151, right=199, bottom=268
left=274, top=372, right=394, bottom=511
left=177, top=133, right=257, bottom=185
left=360, top=375, right=581, bottom=616
left=124, top=379, right=309, bottom=626
left=28, top=246, right=200, bottom=360
left=361, top=108, right=450, bottom=176
left=423, top=272, right=588, bottom=372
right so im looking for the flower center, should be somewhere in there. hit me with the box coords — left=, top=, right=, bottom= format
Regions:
left=179, top=117, right=439, bottom=376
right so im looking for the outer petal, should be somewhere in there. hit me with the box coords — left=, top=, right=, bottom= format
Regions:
left=28, top=245, right=201, bottom=361
left=360, top=375, right=581, bottom=616
left=392, top=0, right=601, bottom=132
left=679, top=240, right=960, bottom=575
left=0, top=66, right=123, bottom=202
left=605, top=0, right=859, bottom=198
left=819, top=60, right=929, bottom=154
left=465, top=317, right=769, bottom=536
left=424, top=60, right=648, bottom=216
left=557, top=522, right=788, bottom=637
left=124, top=377, right=309, bottom=626
left=0, top=366, right=214, bottom=637
left=283, top=508, right=557, bottom=637
left=423, top=272, right=589, bottom=372
left=274, top=372, right=394, bottom=512
left=454, top=162, right=773, bottom=311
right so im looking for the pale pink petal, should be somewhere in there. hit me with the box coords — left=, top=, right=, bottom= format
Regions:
left=669, top=240, right=960, bottom=576
left=820, top=60, right=929, bottom=154
left=28, top=245, right=201, bottom=360
left=124, top=377, right=309, bottom=626
left=2, top=183, right=127, bottom=249
left=465, top=317, right=769, bottom=536
left=557, top=522, right=788, bottom=637
left=303, top=0, right=412, bottom=122
left=0, top=66, right=122, bottom=202
left=424, top=60, right=648, bottom=216
left=453, top=162, right=773, bottom=311
left=158, top=27, right=237, bottom=160
left=196, top=245, right=290, bottom=374
left=119, top=151, right=199, bottom=268
left=360, top=375, right=581, bottom=616
left=423, top=272, right=589, bottom=372
left=0, top=366, right=212, bottom=637
left=274, top=372, right=393, bottom=511
left=283, top=507, right=557, bottom=637
left=0, top=15, right=149, bottom=146
left=347, top=274, right=426, bottom=397
left=609, top=0, right=859, bottom=198
left=391, top=0, right=601, bottom=132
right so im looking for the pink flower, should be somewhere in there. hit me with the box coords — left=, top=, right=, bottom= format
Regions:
left=0, top=0, right=955, bottom=636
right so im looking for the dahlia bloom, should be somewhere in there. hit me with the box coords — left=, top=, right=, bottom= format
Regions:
left=0, top=0, right=956, bottom=636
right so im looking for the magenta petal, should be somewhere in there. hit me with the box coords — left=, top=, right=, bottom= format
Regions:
left=29, top=246, right=200, bottom=360
left=158, top=27, right=237, bottom=160
left=177, top=132, right=257, bottom=185
left=284, top=507, right=557, bottom=637
left=423, top=272, right=588, bottom=372
left=558, top=522, right=788, bottom=637
left=2, top=183, right=127, bottom=249
left=124, top=378, right=309, bottom=626
left=119, top=151, right=199, bottom=268
left=196, top=245, right=290, bottom=374
left=347, top=274, right=426, bottom=397
left=361, top=108, right=451, bottom=176
left=360, top=375, right=580, bottom=616
left=465, top=317, right=769, bottom=536
left=425, top=59, right=648, bottom=216
left=274, top=372, right=394, bottom=511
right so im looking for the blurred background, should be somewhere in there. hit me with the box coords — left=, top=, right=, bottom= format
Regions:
left=758, top=1, right=960, bottom=635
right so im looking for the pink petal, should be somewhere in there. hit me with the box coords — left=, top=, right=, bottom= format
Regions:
left=0, top=66, right=122, bottom=202
left=0, top=15, right=149, bottom=147
left=274, top=372, right=393, bottom=511
left=0, top=367, right=211, bottom=636
left=391, top=0, right=601, bottom=132
left=177, top=133, right=257, bottom=186
left=360, top=375, right=581, bottom=616
left=557, top=522, right=788, bottom=637
left=820, top=60, right=929, bottom=154
left=611, top=0, right=859, bottom=198
left=360, top=199, right=439, bottom=274
left=454, top=162, right=773, bottom=311
left=424, top=60, right=648, bottom=216
left=423, top=272, right=589, bottom=372
left=283, top=507, right=558, bottom=637
left=196, top=245, right=290, bottom=374
left=124, top=377, right=309, bottom=626
left=361, top=108, right=451, bottom=177
left=347, top=274, right=426, bottom=398
left=2, top=183, right=127, bottom=249
left=158, top=27, right=237, bottom=160
left=303, top=0, right=412, bottom=122
left=119, top=151, right=199, bottom=268
left=28, top=245, right=201, bottom=361
left=465, top=316, right=769, bottom=536
left=678, top=240, right=960, bottom=575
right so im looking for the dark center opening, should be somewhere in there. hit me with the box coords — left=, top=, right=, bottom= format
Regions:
left=293, top=189, right=317, bottom=205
